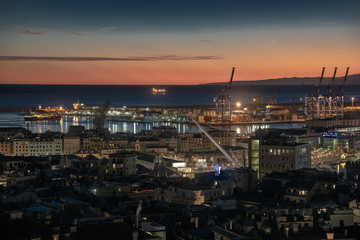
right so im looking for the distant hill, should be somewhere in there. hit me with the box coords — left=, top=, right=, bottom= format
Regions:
left=201, top=73, right=360, bottom=86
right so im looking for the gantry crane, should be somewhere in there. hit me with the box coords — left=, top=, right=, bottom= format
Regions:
left=213, top=67, right=235, bottom=123
left=337, top=67, right=350, bottom=99
left=326, top=67, right=337, bottom=118
left=314, top=67, right=326, bottom=98
left=309, top=67, right=349, bottom=119
left=334, top=67, right=350, bottom=117
left=310, top=67, right=325, bottom=119
left=327, top=67, right=337, bottom=98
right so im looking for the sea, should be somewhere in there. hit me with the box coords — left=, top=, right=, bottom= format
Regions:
left=1, top=84, right=359, bottom=134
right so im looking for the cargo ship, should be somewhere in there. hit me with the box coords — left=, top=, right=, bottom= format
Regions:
left=152, top=88, right=166, bottom=94
left=24, top=113, right=62, bottom=121
left=73, top=100, right=86, bottom=109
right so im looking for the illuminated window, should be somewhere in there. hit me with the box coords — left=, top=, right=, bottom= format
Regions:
left=252, top=140, right=259, bottom=150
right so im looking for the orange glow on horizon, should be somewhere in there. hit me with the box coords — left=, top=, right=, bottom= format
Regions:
left=0, top=42, right=359, bottom=85
left=1, top=60, right=358, bottom=85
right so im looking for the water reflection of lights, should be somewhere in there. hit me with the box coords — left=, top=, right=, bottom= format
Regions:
left=23, top=116, right=304, bottom=135
left=72, top=116, right=79, bottom=125
left=60, top=118, right=64, bottom=133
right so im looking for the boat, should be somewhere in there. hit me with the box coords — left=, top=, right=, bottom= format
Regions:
left=152, top=88, right=166, bottom=94
left=73, top=100, right=85, bottom=109
left=24, top=113, right=62, bottom=121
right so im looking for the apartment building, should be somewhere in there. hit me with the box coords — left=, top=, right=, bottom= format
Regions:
left=249, top=129, right=311, bottom=179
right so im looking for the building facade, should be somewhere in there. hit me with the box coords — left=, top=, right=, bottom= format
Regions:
left=249, top=129, right=311, bottom=179
left=62, top=135, right=81, bottom=155
left=108, top=151, right=137, bottom=176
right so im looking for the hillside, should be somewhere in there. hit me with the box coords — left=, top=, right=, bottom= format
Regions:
left=201, top=73, right=360, bottom=86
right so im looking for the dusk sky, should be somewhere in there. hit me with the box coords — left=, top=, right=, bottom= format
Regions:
left=0, top=0, right=359, bottom=85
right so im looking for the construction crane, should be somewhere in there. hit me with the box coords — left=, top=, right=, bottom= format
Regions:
left=213, top=67, right=235, bottom=123
left=93, top=99, right=110, bottom=130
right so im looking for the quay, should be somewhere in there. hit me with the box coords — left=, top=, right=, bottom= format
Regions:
left=1, top=101, right=357, bottom=126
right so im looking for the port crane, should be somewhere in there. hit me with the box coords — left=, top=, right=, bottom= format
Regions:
left=313, top=67, right=326, bottom=99
left=213, top=67, right=235, bottom=123
left=326, top=67, right=337, bottom=118
left=93, top=100, right=110, bottom=130
left=309, top=67, right=349, bottom=119
left=337, top=67, right=350, bottom=98
left=267, top=91, right=277, bottom=105
left=310, top=67, right=325, bottom=119
left=327, top=67, right=337, bottom=98
left=334, top=67, right=350, bottom=117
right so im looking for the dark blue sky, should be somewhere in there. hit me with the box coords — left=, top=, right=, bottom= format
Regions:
left=0, top=0, right=359, bottom=85
left=1, top=0, right=359, bottom=32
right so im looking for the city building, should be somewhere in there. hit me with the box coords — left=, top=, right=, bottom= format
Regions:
left=12, top=134, right=30, bottom=156
left=249, top=129, right=311, bottom=179
left=0, top=127, right=30, bottom=140
left=107, top=151, right=137, bottom=176
left=28, top=132, right=62, bottom=156
left=180, top=134, right=203, bottom=152
left=159, top=136, right=180, bottom=151
left=0, top=156, right=25, bottom=171
left=164, top=178, right=233, bottom=205
left=306, top=118, right=360, bottom=129
left=0, top=140, right=11, bottom=156
left=129, top=137, right=161, bottom=152
left=179, top=130, right=236, bottom=152
left=152, top=126, right=177, bottom=137
left=62, top=133, right=81, bottom=155
left=12, top=131, right=62, bottom=156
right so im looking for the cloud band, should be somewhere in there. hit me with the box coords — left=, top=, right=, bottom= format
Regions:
left=0, top=55, right=223, bottom=61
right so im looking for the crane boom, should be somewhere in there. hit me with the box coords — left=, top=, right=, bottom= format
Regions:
left=227, top=67, right=235, bottom=93
left=315, top=67, right=325, bottom=97
left=340, top=67, right=350, bottom=97
left=213, top=67, right=236, bottom=122
left=189, top=115, right=241, bottom=168
left=327, top=67, right=337, bottom=97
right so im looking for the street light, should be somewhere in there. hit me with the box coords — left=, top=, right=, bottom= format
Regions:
left=236, top=102, right=241, bottom=108
left=352, top=97, right=355, bottom=109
